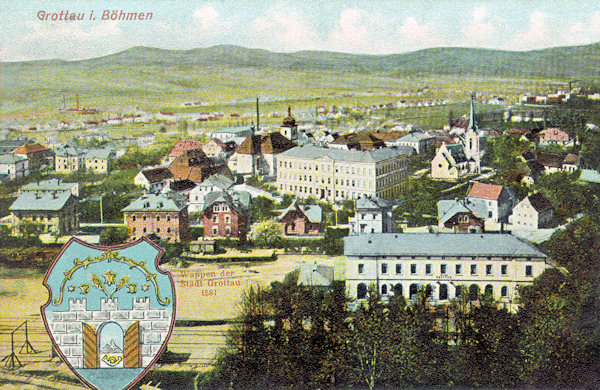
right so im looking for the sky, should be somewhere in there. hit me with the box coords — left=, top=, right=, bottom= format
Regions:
left=1, top=0, right=600, bottom=62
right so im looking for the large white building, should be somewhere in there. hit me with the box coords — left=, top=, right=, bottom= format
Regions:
left=276, top=145, right=413, bottom=201
left=345, top=233, right=552, bottom=309
left=349, top=195, right=395, bottom=234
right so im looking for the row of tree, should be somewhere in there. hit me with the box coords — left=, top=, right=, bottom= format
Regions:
left=199, top=215, right=600, bottom=389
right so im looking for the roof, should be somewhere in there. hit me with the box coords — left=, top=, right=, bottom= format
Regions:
left=526, top=192, right=554, bottom=212
left=536, top=152, right=566, bottom=168
left=169, top=179, right=197, bottom=192
left=170, top=164, right=232, bottom=183
left=579, top=169, right=600, bottom=183
left=140, top=167, right=173, bottom=183
left=122, top=192, right=187, bottom=212
left=170, top=149, right=213, bottom=167
left=203, top=190, right=251, bottom=213
left=235, top=132, right=297, bottom=155
left=398, top=132, right=433, bottom=143
left=212, top=125, right=254, bottom=135
left=437, top=198, right=485, bottom=223
left=330, top=132, right=386, bottom=150
left=297, top=263, right=334, bottom=287
left=10, top=191, right=73, bottom=212
left=356, top=195, right=393, bottom=210
left=85, top=148, right=114, bottom=160
left=563, top=153, right=579, bottom=166
left=369, top=131, right=407, bottom=141
left=22, top=179, right=76, bottom=192
left=167, top=139, right=204, bottom=157
left=279, top=144, right=413, bottom=162
left=198, top=173, right=234, bottom=189
left=344, top=233, right=548, bottom=258
left=277, top=200, right=322, bottom=223
left=11, top=143, right=50, bottom=155
left=468, top=182, right=504, bottom=200
left=0, top=153, right=27, bottom=164
left=206, top=138, right=236, bottom=152
left=445, top=143, right=467, bottom=163
left=54, top=145, right=84, bottom=157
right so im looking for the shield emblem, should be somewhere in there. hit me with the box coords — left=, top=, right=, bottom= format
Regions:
left=41, top=237, right=176, bottom=390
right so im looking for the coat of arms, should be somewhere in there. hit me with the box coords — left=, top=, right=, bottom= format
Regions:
left=41, top=237, right=176, bottom=390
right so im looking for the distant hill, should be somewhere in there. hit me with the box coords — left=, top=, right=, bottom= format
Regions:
left=5, top=43, right=599, bottom=79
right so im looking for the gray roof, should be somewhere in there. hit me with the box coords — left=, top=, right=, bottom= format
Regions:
left=580, top=169, right=600, bottom=184
left=344, top=233, right=548, bottom=258
left=279, top=144, right=413, bottom=162
left=356, top=195, right=393, bottom=210
left=10, top=191, right=73, bottom=211
left=398, top=132, right=432, bottom=143
left=203, top=190, right=251, bottom=213
left=198, top=173, right=234, bottom=189
left=22, top=179, right=76, bottom=192
left=277, top=200, right=322, bottom=223
left=0, top=153, right=27, bottom=164
left=297, top=263, right=334, bottom=287
left=55, top=145, right=84, bottom=157
left=85, top=148, right=114, bottom=160
left=437, top=198, right=486, bottom=223
left=122, top=192, right=187, bottom=212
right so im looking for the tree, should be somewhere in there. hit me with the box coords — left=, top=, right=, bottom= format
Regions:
left=250, top=219, right=283, bottom=248
left=251, top=196, right=274, bottom=222
left=99, top=226, right=128, bottom=246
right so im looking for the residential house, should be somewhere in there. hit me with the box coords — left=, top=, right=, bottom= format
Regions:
left=228, top=132, right=297, bottom=178
left=539, top=127, right=573, bottom=147
left=297, top=263, right=334, bottom=289
left=134, top=167, right=174, bottom=193
left=11, top=143, right=53, bottom=173
left=509, top=192, right=554, bottom=229
left=277, top=145, right=412, bottom=201
left=9, top=191, right=78, bottom=235
left=437, top=198, right=485, bottom=233
left=203, top=190, right=251, bottom=240
left=467, top=182, right=517, bottom=224
left=394, top=132, right=434, bottom=154
left=21, top=179, right=79, bottom=197
left=169, top=149, right=231, bottom=183
left=345, top=233, right=552, bottom=308
left=122, top=192, right=190, bottom=242
left=349, top=195, right=394, bottom=234
left=162, top=139, right=204, bottom=165
left=54, top=145, right=85, bottom=173
left=277, top=201, right=322, bottom=236
left=84, top=148, right=115, bottom=173
left=0, top=153, right=29, bottom=179
left=210, top=126, right=254, bottom=143
left=536, top=152, right=580, bottom=173
left=163, top=179, right=197, bottom=197
left=202, top=138, right=236, bottom=159
left=0, top=138, right=33, bottom=154
left=188, top=173, right=234, bottom=213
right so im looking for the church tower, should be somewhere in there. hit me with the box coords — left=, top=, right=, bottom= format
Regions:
left=281, top=106, right=298, bottom=141
left=464, top=93, right=481, bottom=173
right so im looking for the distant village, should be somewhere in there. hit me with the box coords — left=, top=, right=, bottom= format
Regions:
left=1, top=88, right=600, bottom=311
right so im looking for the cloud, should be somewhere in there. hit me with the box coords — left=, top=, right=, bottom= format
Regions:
left=326, top=8, right=396, bottom=54
left=462, top=6, right=495, bottom=46
left=249, top=7, right=322, bottom=52
left=512, top=10, right=550, bottom=50
left=188, top=5, right=233, bottom=39
left=397, top=17, right=437, bottom=50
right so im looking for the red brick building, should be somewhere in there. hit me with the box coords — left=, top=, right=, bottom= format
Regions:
left=122, top=192, right=190, bottom=242
left=203, top=190, right=251, bottom=240
left=277, top=201, right=322, bottom=236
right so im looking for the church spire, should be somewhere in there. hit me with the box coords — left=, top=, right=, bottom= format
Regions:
left=468, top=92, right=477, bottom=132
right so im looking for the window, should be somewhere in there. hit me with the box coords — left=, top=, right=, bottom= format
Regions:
left=425, top=264, right=432, bottom=275
left=486, top=264, right=492, bottom=275
left=357, top=283, right=367, bottom=299
left=501, top=264, right=508, bottom=275
left=525, top=265, right=533, bottom=277
left=225, top=215, right=231, bottom=223
left=225, top=226, right=231, bottom=235
left=132, top=215, right=136, bottom=221
left=439, top=284, right=448, bottom=300
left=456, top=264, right=462, bottom=274
left=213, top=215, right=218, bottom=223
left=156, top=228, right=160, bottom=233
left=393, top=283, right=402, bottom=296
left=484, top=284, right=493, bottom=297
left=358, top=264, right=364, bottom=274
left=214, top=205, right=220, bottom=212
left=167, top=227, right=171, bottom=233
left=381, top=263, right=388, bottom=274
left=501, top=286, right=508, bottom=297
left=395, top=264, right=402, bottom=274
left=440, top=264, right=447, bottom=274
left=410, top=264, right=417, bottom=274
left=143, top=215, right=146, bottom=221
left=409, top=284, right=419, bottom=300
left=471, top=264, right=477, bottom=275
left=381, top=284, right=387, bottom=295
left=212, top=227, right=218, bottom=235
left=157, top=216, right=160, bottom=221
left=142, top=227, right=147, bottom=233
left=167, top=215, right=170, bottom=222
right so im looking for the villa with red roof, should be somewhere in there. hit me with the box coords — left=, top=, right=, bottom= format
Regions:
left=12, top=143, right=53, bottom=173
left=539, top=128, right=573, bottom=147
left=162, top=139, right=204, bottom=165
left=466, top=182, right=517, bottom=224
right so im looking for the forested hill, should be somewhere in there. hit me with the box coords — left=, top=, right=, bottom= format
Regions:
left=3, top=43, right=600, bottom=78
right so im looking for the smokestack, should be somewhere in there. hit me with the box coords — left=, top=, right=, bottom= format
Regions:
left=256, top=98, right=260, bottom=134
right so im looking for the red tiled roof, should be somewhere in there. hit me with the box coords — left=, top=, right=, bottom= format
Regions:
left=12, top=143, right=49, bottom=155
left=235, top=132, right=296, bottom=155
left=170, top=149, right=213, bottom=168
left=168, top=139, right=204, bottom=157
left=468, top=182, right=504, bottom=200
left=141, top=167, right=173, bottom=183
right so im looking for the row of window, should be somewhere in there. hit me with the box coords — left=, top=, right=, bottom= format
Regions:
left=213, top=204, right=230, bottom=212
left=132, top=226, right=174, bottom=234
left=212, top=215, right=231, bottom=223
left=279, top=160, right=374, bottom=176
left=358, top=263, right=534, bottom=277
left=132, top=214, right=172, bottom=222
left=356, top=282, right=511, bottom=300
